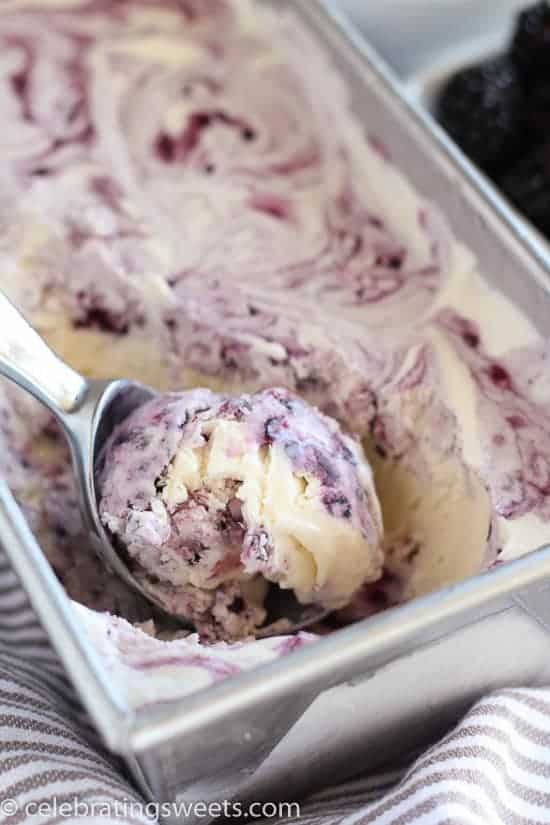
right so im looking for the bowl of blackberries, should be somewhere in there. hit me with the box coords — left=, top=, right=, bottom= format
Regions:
left=437, top=1, right=550, bottom=239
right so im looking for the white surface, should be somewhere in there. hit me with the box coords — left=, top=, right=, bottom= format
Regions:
left=334, top=0, right=526, bottom=76
left=404, top=27, right=508, bottom=107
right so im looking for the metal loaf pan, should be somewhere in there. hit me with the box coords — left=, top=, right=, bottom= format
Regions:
left=2, top=2, right=550, bottom=822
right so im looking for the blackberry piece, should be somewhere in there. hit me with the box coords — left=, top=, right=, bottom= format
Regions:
left=437, top=56, right=524, bottom=175
left=523, top=80, right=550, bottom=144
left=499, top=143, right=550, bottom=237
left=511, top=1, right=550, bottom=78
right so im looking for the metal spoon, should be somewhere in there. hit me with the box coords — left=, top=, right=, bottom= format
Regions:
left=0, top=291, right=329, bottom=634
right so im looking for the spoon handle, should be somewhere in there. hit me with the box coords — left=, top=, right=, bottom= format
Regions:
left=0, top=291, right=87, bottom=416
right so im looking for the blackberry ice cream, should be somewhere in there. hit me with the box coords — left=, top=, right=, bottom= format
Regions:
left=98, top=388, right=383, bottom=639
left=0, top=0, right=548, bottom=708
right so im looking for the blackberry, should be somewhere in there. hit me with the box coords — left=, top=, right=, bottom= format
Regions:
left=499, top=143, right=550, bottom=237
left=511, top=1, right=550, bottom=78
left=523, top=79, right=550, bottom=144
left=437, top=56, right=524, bottom=175
left=73, top=306, right=130, bottom=335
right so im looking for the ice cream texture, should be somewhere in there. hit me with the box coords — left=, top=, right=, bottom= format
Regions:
left=0, top=0, right=548, bottom=705
left=97, top=387, right=383, bottom=638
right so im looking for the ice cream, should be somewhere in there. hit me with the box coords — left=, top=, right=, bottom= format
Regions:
left=0, top=0, right=548, bottom=707
left=97, top=387, right=383, bottom=638
left=72, top=601, right=316, bottom=707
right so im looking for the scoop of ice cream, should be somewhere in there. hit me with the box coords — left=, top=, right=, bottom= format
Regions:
left=97, top=387, right=384, bottom=639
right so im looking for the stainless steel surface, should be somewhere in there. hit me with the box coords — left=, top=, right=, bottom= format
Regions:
left=1, top=2, right=550, bottom=823
left=0, top=289, right=87, bottom=413
left=0, top=482, right=129, bottom=750
left=0, top=289, right=158, bottom=610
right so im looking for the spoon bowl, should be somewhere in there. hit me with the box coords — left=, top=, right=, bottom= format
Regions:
left=64, top=378, right=157, bottom=601
left=0, top=291, right=329, bottom=635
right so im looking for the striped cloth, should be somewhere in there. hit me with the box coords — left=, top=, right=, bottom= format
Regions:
left=2, top=548, right=550, bottom=825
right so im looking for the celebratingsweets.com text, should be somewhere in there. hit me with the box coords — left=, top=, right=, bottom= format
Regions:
left=0, top=795, right=301, bottom=820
